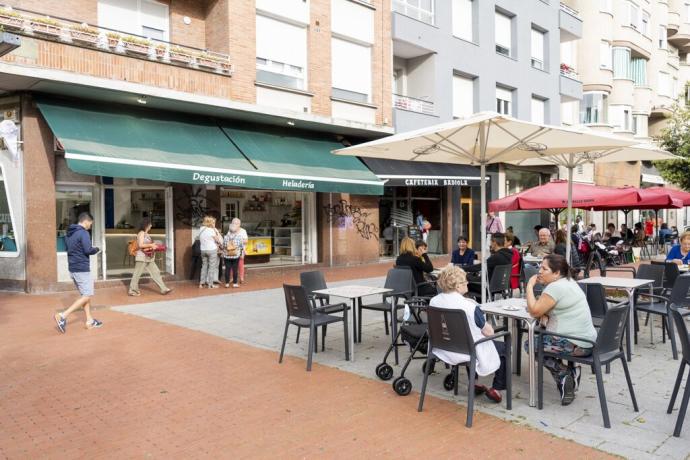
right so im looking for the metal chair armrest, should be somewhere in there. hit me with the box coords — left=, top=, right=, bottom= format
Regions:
left=535, top=330, right=596, bottom=348
left=636, top=293, right=669, bottom=304
left=475, top=330, right=511, bottom=345
left=606, top=267, right=637, bottom=277
left=313, top=302, right=348, bottom=313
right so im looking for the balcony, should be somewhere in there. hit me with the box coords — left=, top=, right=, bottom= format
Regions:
left=559, top=2, right=582, bottom=41
left=393, top=94, right=434, bottom=115
left=393, top=0, right=434, bottom=26
left=0, top=6, right=233, bottom=75
left=559, top=64, right=582, bottom=101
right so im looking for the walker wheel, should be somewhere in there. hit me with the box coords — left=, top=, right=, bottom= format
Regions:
left=375, top=363, right=394, bottom=381
left=392, top=377, right=412, bottom=396
left=443, top=373, right=455, bottom=391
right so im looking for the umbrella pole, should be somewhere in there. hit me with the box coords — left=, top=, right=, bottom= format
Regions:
left=480, top=124, right=488, bottom=305
left=654, top=209, right=659, bottom=255
left=566, top=160, right=574, bottom=264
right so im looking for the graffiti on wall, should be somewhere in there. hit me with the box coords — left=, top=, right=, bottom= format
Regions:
left=175, top=187, right=218, bottom=227
left=323, top=199, right=379, bottom=241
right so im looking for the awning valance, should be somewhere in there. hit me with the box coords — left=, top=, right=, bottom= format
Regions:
left=359, top=157, right=482, bottom=187
left=37, top=99, right=383, bottom=195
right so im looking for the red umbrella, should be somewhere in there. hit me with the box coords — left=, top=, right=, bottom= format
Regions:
left=489, top=180, right=641, bottom=214
left=642, top=186, right=690, bottom=206
left=589, top=187, right=683, bottom=211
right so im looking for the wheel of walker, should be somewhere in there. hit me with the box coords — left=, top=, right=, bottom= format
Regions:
left=443, top=373, right=455, bottom=391
left=375, top=363, right=394, bottom=381
left=392, top=377, right=412, bottom=396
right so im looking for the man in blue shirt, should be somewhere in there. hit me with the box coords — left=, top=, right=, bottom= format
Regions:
left=54, top=212, right=102, bottom=333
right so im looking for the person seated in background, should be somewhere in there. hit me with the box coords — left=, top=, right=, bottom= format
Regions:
left=465, top=233, right=513, bottom=297
left=451, top=235, right=475, bottom=266
left=429, top=265, right=508, bottom=403
left=554, top=229, right=580, bottom=268
left=506, top=226, right=521, bottom=247
left=620, top=223, right=634, bottom=242
left=666, top=231, right=690, bottom=265
left=395, top=237, right=435, bottom=296
left=525, top=254, right=597, bottom=406
left=529, top=228, right=555, bottom=257
left=633, top=222, right=646, bottom=246
left=659, top=223, right=673, bottom=244
left=505, top=233, right=522, bottom=292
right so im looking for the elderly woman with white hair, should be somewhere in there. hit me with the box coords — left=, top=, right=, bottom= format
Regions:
left=223, top=218, right=248, bottom=288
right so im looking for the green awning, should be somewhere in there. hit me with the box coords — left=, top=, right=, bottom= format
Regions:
left=36, top=99, right=383, bottom=195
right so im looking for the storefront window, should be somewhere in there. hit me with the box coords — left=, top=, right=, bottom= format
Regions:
left=0, top=166, right=17, bottom=253
left=220, top=189, right=305, bottom=266
left=56, top=188, right=94, bottom=252
left=505, top=168, right=544, bottom=245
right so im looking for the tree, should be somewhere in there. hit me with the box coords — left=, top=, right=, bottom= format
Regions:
left=655, top=103, right=690, bottom=191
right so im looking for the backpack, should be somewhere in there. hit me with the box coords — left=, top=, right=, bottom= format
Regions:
left=127, top=239, right=138, bottom=257
left=192, top=239, right=201, bottom=257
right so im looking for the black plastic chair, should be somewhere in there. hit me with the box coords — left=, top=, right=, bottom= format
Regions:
left=418, top=306, right=512, bottom=428
left=359, top=268, right=414, bottom=363
left=579, top=282, right=609, bottom=328
left=279, top=284, right=349, bottom=371
left=468, top=264, right=512, bottom=301
left=537, top=303, right=638, bottom=428
left=299, top=271, right=348, bottom=352
left=668, top=305, right=690, bottom=437
left=651, top=260, right=681, bottom=296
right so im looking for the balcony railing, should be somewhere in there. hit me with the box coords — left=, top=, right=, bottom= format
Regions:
left=0, top=5, right=233, bottom=75
left=393, top=94, right=434, bottom=115
left=393, top=0, right=435, bottom=25
left=560, top=64, right=580, bottom=80
left=560, top=2, right=580, bottom=18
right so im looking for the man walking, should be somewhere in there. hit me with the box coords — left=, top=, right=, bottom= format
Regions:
left=54, top=212, right=102, bottom=333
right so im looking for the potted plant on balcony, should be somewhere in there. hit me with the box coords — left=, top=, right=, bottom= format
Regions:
left=154, top=43, right=168, bottom=60
left=29, top=17, right=62, bottom=38
left=169, top=46, right=192, bottom=64
left=121, top=35, right=151, bottom=56
left=106, top=31, right=121, bottom=49
left=0, top=8, right=24, bottom=32
left=195, top=52, right=232, bottom=73
left=69, top=23, right=99, bottom=45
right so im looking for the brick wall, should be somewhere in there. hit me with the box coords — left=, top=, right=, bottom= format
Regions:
left=308, top=0, right=331, bottom=117
left=4, top=0, right=97, bottom=24
left=205, top=0, right=230, bottom=54
left=227, top=0, right=256, bottom=104
left=169, top=0, right=207, bottom=50
left=372, top=0, right=392, bottom=127
left=594, top=162, right=641, bottom=188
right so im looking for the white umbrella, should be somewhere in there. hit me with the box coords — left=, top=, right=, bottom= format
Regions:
left=333, top=112, right=638, bottom=303
left=509, top=142, right=681, bottom=261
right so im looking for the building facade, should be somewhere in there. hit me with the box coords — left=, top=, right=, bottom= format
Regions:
left=0, top=0, right=395, bottom=292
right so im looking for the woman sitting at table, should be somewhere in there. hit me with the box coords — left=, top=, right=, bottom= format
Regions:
left=666, top=231, right=690, bottom=265
left=396, top=237, right=435, bottom=297
left=525, top=254, right=596, bottom=406
left=451, top=235, right=475, bottom=266
left=554, top=229, right=580, bottom=268
left=429, top=265, right=507, bottom=403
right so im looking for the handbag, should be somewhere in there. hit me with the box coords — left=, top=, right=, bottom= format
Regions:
left=127, top=239, right=138, bottom=257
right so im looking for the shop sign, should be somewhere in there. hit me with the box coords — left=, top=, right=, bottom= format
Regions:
left=384, top=177, right=476, bottom=186
left=192, top=172, right=247, bottom=185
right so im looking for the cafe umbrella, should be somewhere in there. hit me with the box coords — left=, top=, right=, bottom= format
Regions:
left=332, top=112, right=637, bottom=302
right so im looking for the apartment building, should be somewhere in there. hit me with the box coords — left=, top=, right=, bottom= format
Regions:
left=0, top=0, right=395, bottom=292
left=562, top=0, right=690, bottom=230
left=380, top=0, right=583, bottom=247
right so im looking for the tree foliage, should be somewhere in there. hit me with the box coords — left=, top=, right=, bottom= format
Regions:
left=655, top=103, right=690, bottom=191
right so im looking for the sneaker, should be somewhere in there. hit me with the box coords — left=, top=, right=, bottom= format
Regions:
left=225, top=283, right=230, bottom=288
left=571, top=366, right=582, bottom=392
left=86, top=319, right=103, bottom=329
left=199, top=284, right=205, bottom=289
left=128, top=291, right=141, bottom=297
left=485, top=387, right=502, bottom=403
left=233, top=283, right=239, bottom=288
left=161, top=288, right=173, bottom=296
left=54, top=313, right=66, bottom=334
left=560, top=374, right=575, bottom=406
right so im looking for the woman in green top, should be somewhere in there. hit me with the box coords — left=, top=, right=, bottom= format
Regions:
left=526, top=254, right=596, bottom=406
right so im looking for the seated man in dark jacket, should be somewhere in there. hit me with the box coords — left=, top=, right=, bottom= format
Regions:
left=465, top=233, right=513, bottom=297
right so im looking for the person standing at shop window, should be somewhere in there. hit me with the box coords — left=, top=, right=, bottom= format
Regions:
left=128, top=218, right=173, bottom=297
left=486, top=211, right=503, bottom=235
left=235, top=218, right=249, bottom=284
left=223, top=219, right=247, bottom=288
left=54, top=212, right=102, bottom=333
left=199, top=215, right=222, bottom=289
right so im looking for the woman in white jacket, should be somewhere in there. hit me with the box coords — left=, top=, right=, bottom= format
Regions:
left=429, top=265, right=508, bottom=403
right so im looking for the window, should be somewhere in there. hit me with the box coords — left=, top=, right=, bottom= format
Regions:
left=600, top=41, right=612, bottom=69
left=256, top=15, right=307, bottom=90
left=97, top=0, right=169, bottom=40
left=631, top=58, right=647, bottom=85
left=580, top=92, right=608, bottom=124
left=393, top=0, right=435, bottom=25
left=452, top=0, right=473, bottom=42
left=531, top=28, right=545, bottom=70
left=496, top=86, right=512, bottom=115
left=56, top=188, right=93, bottom=253
left=0, top=166, right=16, bottom=253
left=332, top=38, right=371, bottom=103
left=600, top=0, right=612, bottom=13
left=628, top=1, right=639, bottom=30
left=495, top=11, right=512, bottom=57
left=452, top=74, right=474, bottom=118
left=673, top=77, right=679, bottom=99
left=633, top=115, right=648, bottom=137
left=641, top=11, right=650, bottom=36
left=686, top=3, right=690, bottom=23
left=613, top=47, right=631, bottom=79
left=659, top=25, right=668, bottom=49
left=531, top=97, right=546, bottom=124
left=658, top=71, right=671, bottom=96
left=609, top=105, right=632, bottom=131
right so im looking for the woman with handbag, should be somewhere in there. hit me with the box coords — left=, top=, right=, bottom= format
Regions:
left=223, top=220, right=246, bottom=288
left=199, top=215, right=222, bottom=289
left=128, top=218, right=172, bottom=296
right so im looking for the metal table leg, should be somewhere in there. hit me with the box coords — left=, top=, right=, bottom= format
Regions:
left=626, top=288, right=635, bottom=361
left=350, top=298, right=357, bottom=361
left=527, top=320, right=536, bottom=407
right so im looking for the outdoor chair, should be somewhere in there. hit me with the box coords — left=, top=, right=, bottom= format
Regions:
left=537, top=303, right=638, bottom=428
left=359, top=268, right=414, bottom=363
left=279, top=284, right=349, bottom=371
left=579, top=282, right=610, bottom=328
left=468, top=264, right=512, bottom=301
left=651, top=260, right=680, bottom=297
left=418, top=306, right=512, bottom=428
left=514, top=263, right=542, bottom=376
left=667, top=305, right=690, bottom=437
left=300, top=271, right=347, bottom=351
left=633, top=265, right=679, bottom=360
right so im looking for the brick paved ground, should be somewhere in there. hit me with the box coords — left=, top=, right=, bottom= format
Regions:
left=0, top=260, right=615, bottom=459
